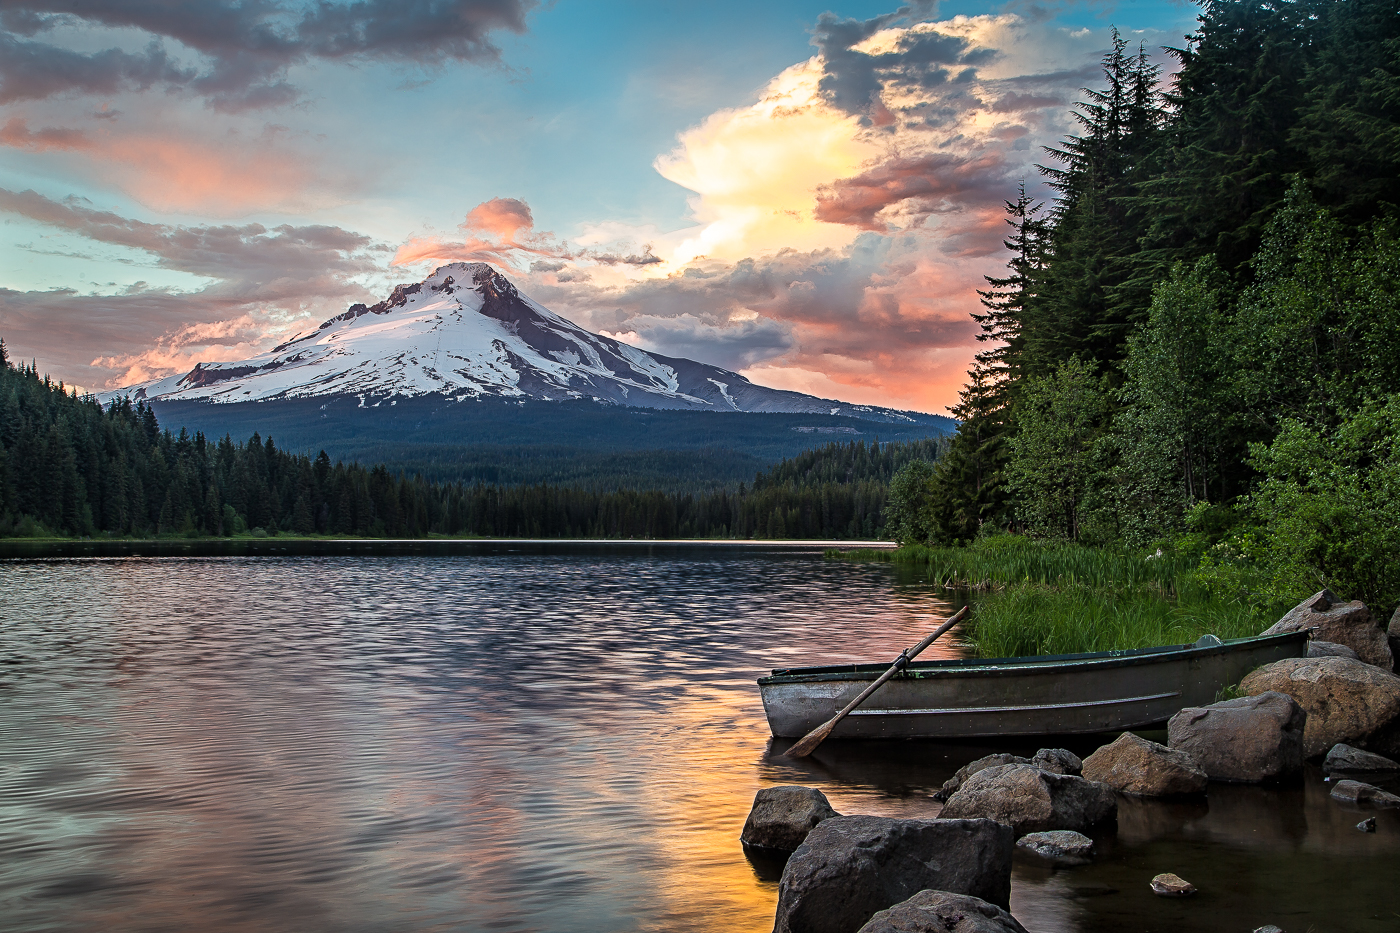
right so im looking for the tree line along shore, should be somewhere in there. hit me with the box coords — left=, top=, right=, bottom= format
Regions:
left=0, top=352, right=938, bottom=541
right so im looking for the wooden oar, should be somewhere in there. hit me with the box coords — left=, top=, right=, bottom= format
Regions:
left=784, top=606, right=969, bottom=759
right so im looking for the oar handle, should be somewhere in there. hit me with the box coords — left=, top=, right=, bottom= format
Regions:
left=831, top=606, right=968, bottom=721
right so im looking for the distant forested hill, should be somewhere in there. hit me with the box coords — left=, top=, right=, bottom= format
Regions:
left=0, top=352, right=942, bottom=540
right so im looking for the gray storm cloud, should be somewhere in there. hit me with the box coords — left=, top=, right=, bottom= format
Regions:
left=0, top=0, right=534, bottom=111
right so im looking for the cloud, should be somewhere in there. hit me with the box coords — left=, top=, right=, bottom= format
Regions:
left=0, top=116, right=91, bottom=150
left=394, top=197, right=664, bottom=270
left=0, top=119, right=359, bottom=215
left=0, top=188, right=385, bottom=386
left=0, top=0, right=534, bottom=111
left=814, top=151, right=1014, bottom=231
left=513, top=9, right=1148, bottom=411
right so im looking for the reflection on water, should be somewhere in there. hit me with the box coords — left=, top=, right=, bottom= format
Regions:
left=1, top=546, right=1395, bottom=933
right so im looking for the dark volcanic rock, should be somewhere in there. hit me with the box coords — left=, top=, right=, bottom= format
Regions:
left=1323, top=743, right=1400, bottom=774
left=1262, top=590, right=1392, bottom=668
left=773, top=817, right=1014, bottom=933
left=1031, top=748, right=1083, bottom=776
left=742, top=786, right=839, bottom=852
left=1082, top=732, right=1207, bottom=796
left=1241, top=658, right=1400, bottom=758
left=1167, top=691, right=1306, bottom=781
left=855, top=890, right=1030, bottom=933
left=939, top=764, right=1117, bottom=836
left=933, top=754, right=1030, bottom=802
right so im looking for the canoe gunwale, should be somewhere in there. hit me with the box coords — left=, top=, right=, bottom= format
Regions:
left=757, top=630, right=1309, bottom=686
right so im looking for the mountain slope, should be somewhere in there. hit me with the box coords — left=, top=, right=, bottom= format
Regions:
left=115, top=262, right=937, bottom=425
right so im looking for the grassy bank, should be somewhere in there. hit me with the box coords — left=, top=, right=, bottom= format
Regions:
left=829, top=537, right=1294, bottom=657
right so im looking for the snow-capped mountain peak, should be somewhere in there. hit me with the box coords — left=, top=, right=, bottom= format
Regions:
left=109, top=262, right=928, bottom=423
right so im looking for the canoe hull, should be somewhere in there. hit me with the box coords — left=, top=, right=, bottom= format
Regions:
left=758, top=632, right=1309, bottom=740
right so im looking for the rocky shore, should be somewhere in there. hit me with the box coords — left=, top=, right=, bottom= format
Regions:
left=743, top=590, right=1400, bottom=933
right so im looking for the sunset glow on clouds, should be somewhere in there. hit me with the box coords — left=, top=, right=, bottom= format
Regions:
left=0, top=0, right=1194, bottom=412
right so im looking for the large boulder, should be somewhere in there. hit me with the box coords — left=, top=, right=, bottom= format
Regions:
left=1323, top=743, right=1400, bottom=773
left=774, top=817, right=1014, bottom=933
left=932, top=754, right=1030, bottom=801
left=1261, top=589, right=1392, bottom=668
left=855, top=891, right=1029, bottom=933
left=742, top=786, right=839, bottom=852
left=939, top=764, right=1116, bottom=836
left=1031, top=748, right=1083, bottom=776
left=1082, top=732, right=1207, bottom=796
left=1166, top=691, right=1306, bottom=781
left=1240, top=658, right=1400, bottom=758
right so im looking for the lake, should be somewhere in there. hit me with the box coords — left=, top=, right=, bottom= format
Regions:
left=1, top=543, right=1395, bottom=932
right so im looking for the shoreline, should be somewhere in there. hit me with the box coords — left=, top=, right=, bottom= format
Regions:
left=0, top=537, right=899, bottom=559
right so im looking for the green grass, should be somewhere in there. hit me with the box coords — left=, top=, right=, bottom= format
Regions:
left=830, top=535, right=1292, bottom=657
left=966, top=582, right=1280, bottom=657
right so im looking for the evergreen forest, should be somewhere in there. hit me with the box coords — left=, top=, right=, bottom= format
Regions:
left=898, top=0, right=1400, bottom=609
left=0, top=348, right=939, bottom=541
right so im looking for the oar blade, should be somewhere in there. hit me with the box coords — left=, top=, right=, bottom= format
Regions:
left=784, top=718, right=837, bottom=758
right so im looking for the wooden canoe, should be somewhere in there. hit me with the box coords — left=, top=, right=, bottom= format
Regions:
left=758, top=631, right=1309, bottom=740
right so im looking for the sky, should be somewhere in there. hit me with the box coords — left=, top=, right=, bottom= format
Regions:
left=0, top=0, right=1200, bottom=413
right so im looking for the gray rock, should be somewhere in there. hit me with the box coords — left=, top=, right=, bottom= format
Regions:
left=1031, top=748, right=1083, bottom=776
left=1149, top=872, right=1196, bottom=896
left=1167, top=691, right=1306, bottom=781
left=1262, top=589, right=1392, bottom=668
left=933, top=754, right=1030, bottom=802
left=1082, top=732, right=1207, bottom=796
left=1323, top=743, right=1400, bottom=774
left=1015, top=830, right=1093, bottom=861
left=1330, top=779, right=1400, bottom=808
left=1308, top=640, right=1360, bottom=660
left=1253, top=926, right=1286, bottom=933
left=1390, top=605, right=1400, bottom=673
left=1241, top=658, right=1400, bottom=758
left=774, top=816, right=1014, bottom=933
left=939, top=764, right=1117, bottom=837
left=1357, top=817, right=1377, bottom=832
left=855, top=890, right=1030, bottom=933
left=741, top=785, right=839, bottom=852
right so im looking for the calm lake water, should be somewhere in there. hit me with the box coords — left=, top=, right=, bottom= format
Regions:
left=1, top=543, right=1396, bottom=933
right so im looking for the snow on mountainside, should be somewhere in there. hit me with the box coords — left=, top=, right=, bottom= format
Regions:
left=109, top=263, right=933, bottom=423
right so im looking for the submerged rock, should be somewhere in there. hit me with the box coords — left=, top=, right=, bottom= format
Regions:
left=1031, top=748, right=1083, bottom=776
left=1167, top=691, right=1306, bottom=781
left=1323, top=743, right=1400, bottom=774
left=855, top=890, right=1030, bottom=933
left=741, top=785, right=839, bottom=852
left=1261, top=590, right=1392, bottom=669
left=933, top=754, right=1030, bottom=802
left=1082, top=733, right=1207, bottom=796
left=1015, top=829, right=1093, bottom=861
left=1149, top=872, right=1196, bottom=896
left=773, top=816, right=1014, bottom=933
left=940, top=764, right=1117, bottom=836
left=1241, top=658, right=1400, bottom=758
left=1329, top=779, right=1400, bottom=808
